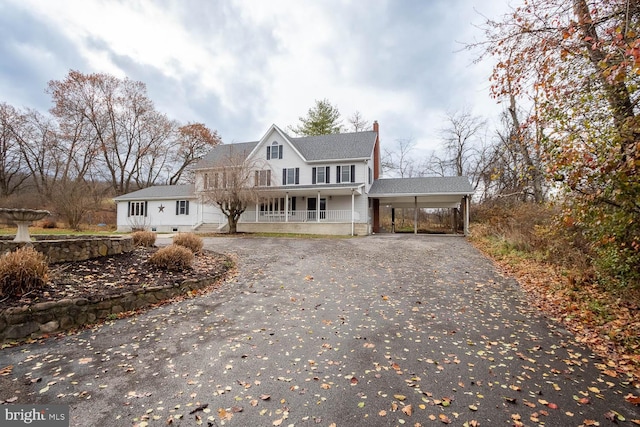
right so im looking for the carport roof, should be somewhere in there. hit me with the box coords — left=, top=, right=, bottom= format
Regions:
left=369, top=177, right=473, bottom=208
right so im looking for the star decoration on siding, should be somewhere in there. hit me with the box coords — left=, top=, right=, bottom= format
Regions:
left=158, top=204, right=165, bottom=212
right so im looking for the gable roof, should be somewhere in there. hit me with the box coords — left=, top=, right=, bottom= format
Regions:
left=194, top=127, right=377, bottom=169
left=369, top=177, right=474, bottom=196
left=113, top=184, right=196, bottom=201
left=194, top=141, right=258, bottom=169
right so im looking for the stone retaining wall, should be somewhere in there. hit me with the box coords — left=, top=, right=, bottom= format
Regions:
left=0, top=270, right=228, bottom=343
left=0, top=235, right=134, bottom=263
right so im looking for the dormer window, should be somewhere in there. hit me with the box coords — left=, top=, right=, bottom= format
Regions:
left=267, top=141, right=283, bottom=160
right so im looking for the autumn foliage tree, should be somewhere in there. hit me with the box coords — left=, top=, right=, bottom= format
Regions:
left=476, top=0, right=640, bottom=287
left=0, top=70, right=220, bottom=228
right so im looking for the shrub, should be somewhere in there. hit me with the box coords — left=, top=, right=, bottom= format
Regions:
left=172, top=233, right=204, bottom=254
left=0, top=246, right=49, bottom=298
left=132, top=230, right=157, bottom=247
left=41, top=219, right=57, bottom=229
left=147, top=244, right=193, bottom=271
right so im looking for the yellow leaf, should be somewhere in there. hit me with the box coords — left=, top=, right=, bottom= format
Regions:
left=394, top=394, right=407, bottom=401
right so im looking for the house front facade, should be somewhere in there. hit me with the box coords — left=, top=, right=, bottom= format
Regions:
left=115, top=122, right=474, bottom=235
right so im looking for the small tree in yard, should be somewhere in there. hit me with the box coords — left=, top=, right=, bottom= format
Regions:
left=199, top=149, right=267, bottom=234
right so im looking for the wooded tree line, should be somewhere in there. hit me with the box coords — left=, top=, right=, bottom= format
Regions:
left=380, top=0, right=640, bottom=287
left=0, top=70, right=221, bottom=228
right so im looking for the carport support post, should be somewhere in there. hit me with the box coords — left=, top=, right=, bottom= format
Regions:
left=414, top=196, right=418, bottom=235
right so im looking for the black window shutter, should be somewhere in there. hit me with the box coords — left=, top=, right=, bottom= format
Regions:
left=326, top=166, right=330, bottom=183
left=266, top=146, right=271, bottom=160
left=254, top=171, right=259, bottom=186
left=186, top=201, right=189, bottom=215
left=312, top=167, right=317, bottom=184
left=279, top=145, right=283, bottom=159
left=144, top=201, right=148, bottom=217
left=291, top=197, right=296, bottom=211
left=336, top=166, right=341, bottom=183
left=176, top=201, right=179, bottom=215
left=282, top=168, right=286, bottom=185
left=127, top=202, right=131, bottom=217
left=295, top=168, right=299, bottom=184
left=351, top=165, right=356, bottom=183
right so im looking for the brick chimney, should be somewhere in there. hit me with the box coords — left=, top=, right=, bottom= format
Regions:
left=372, top=120, right=380, bottom=179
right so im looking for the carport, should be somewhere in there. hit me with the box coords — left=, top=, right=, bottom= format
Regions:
left=369, top=176, right=474, bottom=235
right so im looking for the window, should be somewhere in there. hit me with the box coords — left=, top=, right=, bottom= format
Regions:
left=128, top=201, right=147, bottom=217
left=255, top=170, right=271, bottom=187
left=282, top=167, right=299, bottom=185
left=204, top=173, right=209, bottom=189
left=368, top=167, right=373, bottom=185
left=267, top=141, right=283, bottom=160
left=176, top=200, right=190, bottom=215
left=312, top=166, right=330, bottom=184
left=336, top=165, right=356, bottom=183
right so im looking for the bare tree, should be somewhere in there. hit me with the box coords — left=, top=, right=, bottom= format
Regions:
left=382, top=137, right=418, bottom=178
left=199, top=147, right=269, bottom=234
left=483, top=95, right=546, bottom=202
left=47, top=70, right=175, bottom=195
left=347, top=111, right=370, bottom=133
left=426, top=110, right=491, bottom=190
left=0, top=103, right=30, bottom=198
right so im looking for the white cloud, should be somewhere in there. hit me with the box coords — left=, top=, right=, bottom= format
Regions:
left=1, top=0, right=513, bottom=156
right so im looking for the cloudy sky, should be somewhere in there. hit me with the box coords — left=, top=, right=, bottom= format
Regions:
left=0, top=0, right=511, bottom=155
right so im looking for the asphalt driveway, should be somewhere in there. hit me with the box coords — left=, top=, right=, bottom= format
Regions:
left=1, top=235, right=639, bottom=426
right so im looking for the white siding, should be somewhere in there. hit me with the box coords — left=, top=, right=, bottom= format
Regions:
left=116, top=199, right=201, bottom=232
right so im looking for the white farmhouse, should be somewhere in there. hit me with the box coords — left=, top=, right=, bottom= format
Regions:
left=114, top=122, right=474, bottom=235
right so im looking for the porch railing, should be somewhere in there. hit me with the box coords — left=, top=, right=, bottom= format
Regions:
left=240, top=210, right=360, bottom=223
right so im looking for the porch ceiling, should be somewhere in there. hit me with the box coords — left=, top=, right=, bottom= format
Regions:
left=258, top=183, right=364, bottom=197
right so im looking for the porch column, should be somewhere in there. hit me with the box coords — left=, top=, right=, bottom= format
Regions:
left=285, top=193, right=289, bottom=222
left=351, top=189, right=355, bottom=236
left=255, top=202, right=259, bottom=222
left=414, top=196, right=418, bottom=235
left=464, top=196, right=470, bottom=236
left=317, top=191, right=320, bottom=223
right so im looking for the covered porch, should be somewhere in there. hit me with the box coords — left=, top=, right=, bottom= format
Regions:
left=238, top=183, right=368, bottom=235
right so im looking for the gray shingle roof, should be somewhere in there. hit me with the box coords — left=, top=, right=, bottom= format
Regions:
left=113, top=184, right=196, bottom=201
left=369, top=177, right=474, bottom=196
left=291, top=131, right=377, bottom=161
left=194, top=128, right=377, bottom=168
left=194, top=141, right=258, bottom=169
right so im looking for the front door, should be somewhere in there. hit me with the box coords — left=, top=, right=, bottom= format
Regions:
left=307, top=197, right=326, bottom=220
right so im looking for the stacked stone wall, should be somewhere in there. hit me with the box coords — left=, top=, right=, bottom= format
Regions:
left=0, top=273, right=226, bottom=342
left=0, top=235, right=134, bottom=263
